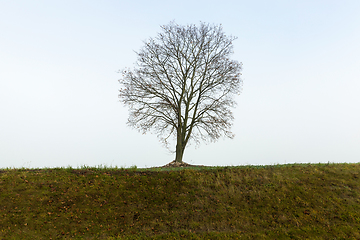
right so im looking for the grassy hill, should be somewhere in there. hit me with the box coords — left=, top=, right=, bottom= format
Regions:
left=1, top=163, right=359, bottom=239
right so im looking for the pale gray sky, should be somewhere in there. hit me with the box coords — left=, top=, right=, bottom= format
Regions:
left=1, top=0, right=359, bottom=169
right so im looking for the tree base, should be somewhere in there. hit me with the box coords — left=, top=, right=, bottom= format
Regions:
left=160, top=160, right=204, bottom=168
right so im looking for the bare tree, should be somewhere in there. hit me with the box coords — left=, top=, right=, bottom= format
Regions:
left=119, top=21, right=242, bottom=164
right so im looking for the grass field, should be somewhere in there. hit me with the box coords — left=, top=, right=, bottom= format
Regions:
left=1, top=163, right=360, bottom=239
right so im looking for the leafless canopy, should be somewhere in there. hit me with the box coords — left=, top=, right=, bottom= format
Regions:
left=119, top=22, right=242, bottom=163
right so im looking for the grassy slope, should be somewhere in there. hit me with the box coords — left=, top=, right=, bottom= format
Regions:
left=0, top=163, right=360, bottom=239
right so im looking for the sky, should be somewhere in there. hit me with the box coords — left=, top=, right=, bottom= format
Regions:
left=1, top=0, right=359, bottom=169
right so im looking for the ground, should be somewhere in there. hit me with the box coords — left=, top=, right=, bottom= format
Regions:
left=158, top=160, right=205, bottom=168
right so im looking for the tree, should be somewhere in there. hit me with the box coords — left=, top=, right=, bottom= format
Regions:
left=119, top=21, right=242, bottom=163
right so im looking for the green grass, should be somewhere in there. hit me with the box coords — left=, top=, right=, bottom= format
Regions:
left=1, top=163, right=360, bottom=239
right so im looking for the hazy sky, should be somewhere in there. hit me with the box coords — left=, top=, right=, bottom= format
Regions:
left=1, top=0, right=359, bottom=169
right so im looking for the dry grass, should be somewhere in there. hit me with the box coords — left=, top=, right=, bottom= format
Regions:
left=0, top=163, right=360, bottom=239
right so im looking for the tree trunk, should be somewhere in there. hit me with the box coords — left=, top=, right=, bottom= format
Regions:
left=174, top=131, right=185, bottom=163
left=175, top=144, right=185, bottom=163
